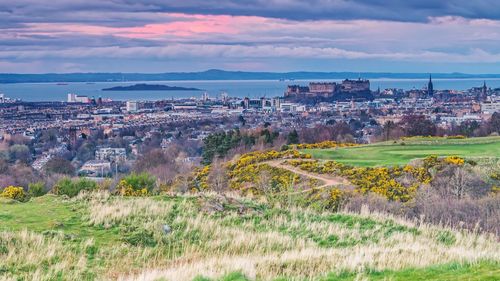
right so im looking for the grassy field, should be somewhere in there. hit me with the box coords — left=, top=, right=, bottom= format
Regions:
left=302, top=136, right=500, bottom=167
left=1, top=192, right=499, bottom=280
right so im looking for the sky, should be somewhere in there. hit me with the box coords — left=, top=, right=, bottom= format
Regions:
left=1, top=0, right=500, bottom=73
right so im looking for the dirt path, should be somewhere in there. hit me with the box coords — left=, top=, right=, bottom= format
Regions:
left=264, top=160, right=351, bottom=194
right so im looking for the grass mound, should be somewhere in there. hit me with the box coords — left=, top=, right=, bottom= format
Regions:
left=1, top=192, right=499, bottom=280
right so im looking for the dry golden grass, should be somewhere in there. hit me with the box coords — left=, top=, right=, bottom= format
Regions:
left=0, top=230, right=92, bottom=281
left=1, top=191, right=498, bottom=281
left=116, top=195, right=499, bottom=281
left=83, top=193, right=175, bottom=228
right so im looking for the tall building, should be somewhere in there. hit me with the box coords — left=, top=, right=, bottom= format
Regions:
left=427, top=74, right=434, bottom=97
left=126, top=101, right=138, bottom=112
left=219, top=91, right=229, bottom=102
left=201, top=92, right=210, bottom=101
left=67, top=93, right=90, bottom=103
left=95, top=147, right=127, bottom=162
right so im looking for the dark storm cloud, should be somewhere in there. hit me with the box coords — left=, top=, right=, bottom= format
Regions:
left=0, top=0, right=499, bottom=28
left=152, top=0, right=500, bottom=21
left=0, top=2, right=177, bottom=28
left=138, top=0, right=500, bottom=21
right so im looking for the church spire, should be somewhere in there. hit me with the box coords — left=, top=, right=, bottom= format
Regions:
left=427, top=74, right=434, bottom=97
left=482, top=80, right=487, bottom=100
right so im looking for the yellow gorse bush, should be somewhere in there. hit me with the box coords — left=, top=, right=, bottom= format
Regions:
left=446, top=135, right=466, bottom=139
left=229, top=149, right=308, bottom=170
left=423, top=155, right=466, bottom=169
left=287, top=160, right=431, bottom=202
left=191, top=165, right=211, bottom=191
left=443, top=156, right=465, bottom=166
left=227, top=150, right=308, bottom=193
left=117, top=180, right=149, bottom=197
left=189, top=149, right=310, bottom=193
left=1, top=186, right=27, bottom=201
left=295, top=141, right=358, bottom=149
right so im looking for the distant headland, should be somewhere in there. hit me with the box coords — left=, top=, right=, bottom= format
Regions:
left=102, top=84, right=203, bottom=91
left=2, top=70, right=500, bottom=84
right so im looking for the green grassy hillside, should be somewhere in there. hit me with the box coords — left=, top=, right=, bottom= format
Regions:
left=1, top=192, right=498, bottom=280
left=302, top=136, right=500, bottom=166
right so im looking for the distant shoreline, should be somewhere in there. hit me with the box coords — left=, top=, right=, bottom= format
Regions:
left=2, top=69, right=500, bottom=84
left=102, top=83, right=203, bottom=91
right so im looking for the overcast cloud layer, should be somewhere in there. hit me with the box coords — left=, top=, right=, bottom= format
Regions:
left=1, top=0, right=500, bottom=73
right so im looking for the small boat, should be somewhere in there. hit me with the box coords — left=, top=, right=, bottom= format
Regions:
left=56, top=83, right=68, bottom=85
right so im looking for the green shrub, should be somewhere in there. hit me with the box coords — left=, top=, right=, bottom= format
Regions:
left=280, top=144, right=290, bottom=151
left=437, top=230, right=456, bottom=246
left=52, top=178, right=98, bottom=197
left=117, top=173, right=156, bottom=196
left=28, top=182, right=47, bottom=197
left=122, top=229, right=157, bottom=247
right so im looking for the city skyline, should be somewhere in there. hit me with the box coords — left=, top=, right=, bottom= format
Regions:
left=1, top=1, right=500, bottom=73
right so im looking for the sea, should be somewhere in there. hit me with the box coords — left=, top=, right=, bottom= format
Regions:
left=1, top=78, right=499, bottom=102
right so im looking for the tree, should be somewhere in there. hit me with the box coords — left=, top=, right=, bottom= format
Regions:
left=489, top=112, right=500, bottom=134
left=0, top=158, right=8, bottom=174
left=287, top=129, right=299, bottom=145
left=332, top=122, right=354, bottom=141
left=207, top=160, right=228, bottom=192
left=45, top=157, right=75, bottom=175
left=8, top=135, right=30, bottom=145
left=261, top=129, right=277, bottom=144
left=202, top=129, right=243, bottom=164
left=349, top=119, right=363, bottom=131
left=326, top=119, right=336, bottom=125
left=238, top=115, right=246, bottom=126
left=76, top=142, right=96, bottom=162
left=456, top=121, right=480, bottom=137
left=8, top=144, right=31, bottom=163
left=3, top=164, right=40, bottom=188
left=134, top=149, right=174, bottom=172
left=257, top=170, right=273, bottom=199
left=400, top=115, right=437, bottom=137
left=432, top=166, right=489, bottom=199
left=382, top=121, right=396, bottom=141
left=40, top=129, right=59, bottom=147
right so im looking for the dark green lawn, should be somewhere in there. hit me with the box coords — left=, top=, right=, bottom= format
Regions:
left=303, top=137, right=500, bottom=167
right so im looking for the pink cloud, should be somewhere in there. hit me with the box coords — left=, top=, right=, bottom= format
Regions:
left=22, top=13, right=269, bottom=39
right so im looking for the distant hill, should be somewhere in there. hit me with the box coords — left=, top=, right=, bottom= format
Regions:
left=1, top=69, right=500, bottom=83
left=102, top=83, right=202, bottom=91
